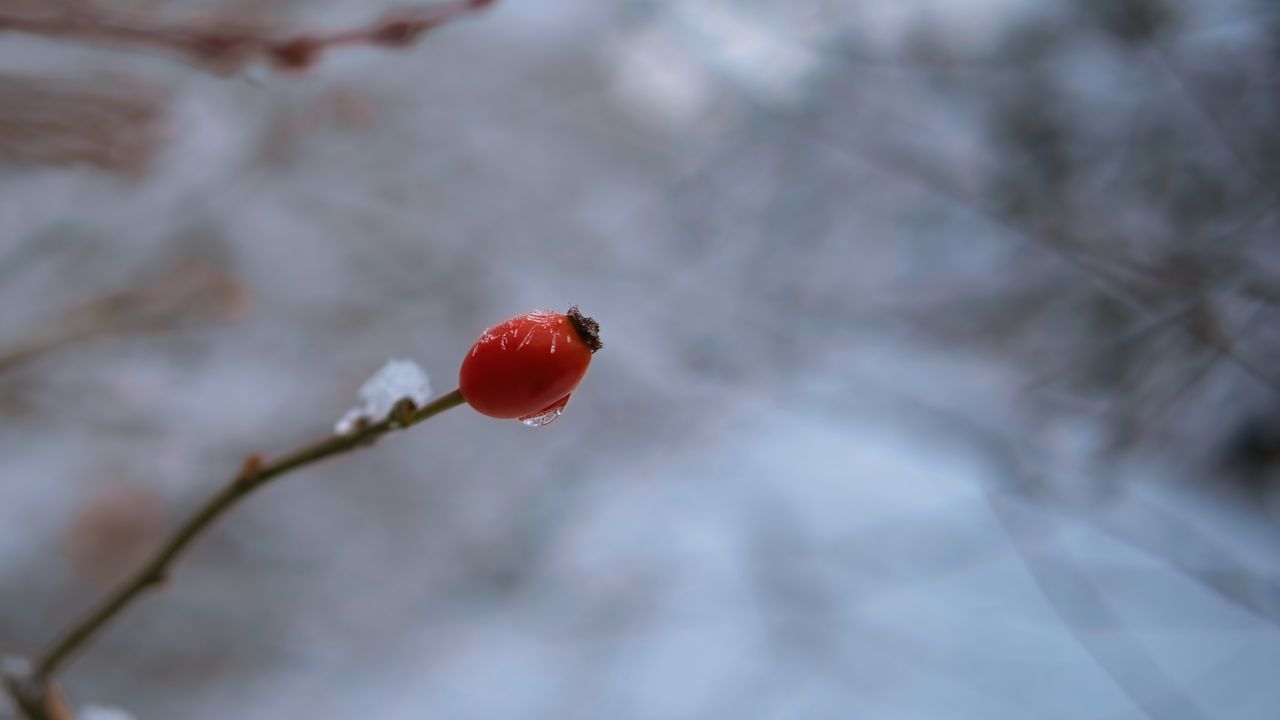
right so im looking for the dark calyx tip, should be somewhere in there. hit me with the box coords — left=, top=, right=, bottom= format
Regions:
left=566, top=305, right=603, bottom=353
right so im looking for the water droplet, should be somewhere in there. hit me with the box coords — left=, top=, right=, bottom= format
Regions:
left=519, top=395, right=570, bottom=427
left=521, top=407, right=562, bottom=427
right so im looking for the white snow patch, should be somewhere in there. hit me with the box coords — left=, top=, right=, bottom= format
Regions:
left=334, top=359, right=433, bottom=435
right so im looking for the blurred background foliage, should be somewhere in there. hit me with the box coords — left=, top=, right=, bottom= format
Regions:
left=1, top=1, right=1278, bottom=718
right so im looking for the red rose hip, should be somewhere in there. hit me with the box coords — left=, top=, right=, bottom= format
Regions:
left=459, top=306, right=602, bottom=424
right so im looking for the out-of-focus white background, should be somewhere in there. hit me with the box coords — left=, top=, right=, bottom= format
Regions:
left=2, top=0, right=1279, bottom=718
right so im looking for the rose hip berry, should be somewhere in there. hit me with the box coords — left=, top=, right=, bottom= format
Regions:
left=459, top=306, right=602, bottom=424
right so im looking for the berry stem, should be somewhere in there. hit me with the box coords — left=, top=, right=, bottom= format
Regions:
left=9, top=389, right=466, bottom=716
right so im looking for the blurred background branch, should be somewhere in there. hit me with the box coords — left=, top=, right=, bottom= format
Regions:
left=1, top=0, right=1279, bottom=718
left=0, top=73, right=165, bottom=176
left=0, top=257, right=248, bottom=376
left=0, top=0, right=497, bottom=73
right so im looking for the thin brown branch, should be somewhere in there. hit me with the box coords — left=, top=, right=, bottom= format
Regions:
left=5, top=388, right=466, bottom=718
left=0, top=0, right=498, bottom=74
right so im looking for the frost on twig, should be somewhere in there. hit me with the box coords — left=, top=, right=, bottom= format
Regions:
left=335, top=359, right=433, bottom=435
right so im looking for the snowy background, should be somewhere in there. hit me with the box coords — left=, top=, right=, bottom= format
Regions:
left=2, top=0, right=1279, bottom=718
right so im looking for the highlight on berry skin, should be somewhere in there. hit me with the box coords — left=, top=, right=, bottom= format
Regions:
left=458, top=306, right=602, bottom=426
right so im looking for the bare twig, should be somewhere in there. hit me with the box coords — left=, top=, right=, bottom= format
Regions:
left=0, top=0, right=498, bottom=74
left=5, top=388, right=466, bottom=718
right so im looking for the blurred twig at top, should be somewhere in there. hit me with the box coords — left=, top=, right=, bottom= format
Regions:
left=0, top=0, right=498, bottom=74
